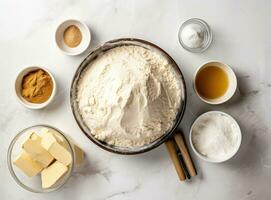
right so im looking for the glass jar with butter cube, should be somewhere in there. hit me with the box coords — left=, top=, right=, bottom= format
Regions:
left=7, top=124, right=85, bottom=193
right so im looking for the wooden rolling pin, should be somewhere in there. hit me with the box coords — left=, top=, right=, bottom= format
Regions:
left=174, top=133, right=197, bottom=177
left=165, top=139, right=186, bottom=181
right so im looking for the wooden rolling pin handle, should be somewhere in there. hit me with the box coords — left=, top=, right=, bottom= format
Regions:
left=165, top=140, right=186, bottom=181
left=174, top=133, right=197, bottom=177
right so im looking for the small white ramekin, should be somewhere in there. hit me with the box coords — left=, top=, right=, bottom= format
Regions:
left=55, top=19, right=91, bottom=56
left=15, top=66, right=56, bottom=109
left=189, top=111, right=242, bottom=163
left=193, top=61, right=237, bottom=104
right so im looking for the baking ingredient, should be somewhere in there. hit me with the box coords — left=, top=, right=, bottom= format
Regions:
left=40, top=130, right=58, bottom=150
left=74, top=145, right=84, bottom=165
left=40, top=130, right=72, bottom=166
left=77, top=45, right=182, bottom=147
left=191, top=112, right=240, bottom=160
left=63, top=25, right=82, bottom=48
left=195, top=66, right=228, bottom=99
left=21, top=69, right=53, bottom=104
left=41, top=128, right=84, bottom=165
left=180, top=24, right=204, bottom=48
left=41, top=128, right=68, bottom=148
left=22, top=133, right=54, bottom=167
left=41, top=161, right=68, bottom=189
left=13, top=128, right=82, bottom=188
left=45, top=142, right=72, bottom=166
left=13, top=151, right=43, bottom=177
left=30, top=132, right=42, bottom=142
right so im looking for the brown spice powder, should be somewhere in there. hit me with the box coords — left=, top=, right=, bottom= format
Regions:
left=21, top=69, right=53, bottom=103
left=63, top=25, right=82, bottom=48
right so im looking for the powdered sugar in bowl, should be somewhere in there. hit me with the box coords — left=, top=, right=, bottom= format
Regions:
left=189, top=111, right=242, bottom=163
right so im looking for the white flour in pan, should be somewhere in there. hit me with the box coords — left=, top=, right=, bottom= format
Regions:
left=77, top=45, right=182, bottom=147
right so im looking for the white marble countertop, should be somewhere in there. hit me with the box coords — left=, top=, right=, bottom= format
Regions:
left=1, top=0, right=271, bottom=199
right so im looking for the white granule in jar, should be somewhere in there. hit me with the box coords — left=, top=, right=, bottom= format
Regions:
left=191, top=112, right=240, bottom=161
left=180, top=24, right=204, bottom=48
left=77, top=45, right=182, bottom=147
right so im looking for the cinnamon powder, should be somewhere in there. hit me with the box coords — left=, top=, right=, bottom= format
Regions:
left=21, top=69, right=53, bottom=103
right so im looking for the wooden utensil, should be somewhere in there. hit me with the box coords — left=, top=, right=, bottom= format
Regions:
left=174, top=132, right=197, bottom=177
left=165, top=139, right=186, bottom=181
left=176, top=149, right=191, bottom=179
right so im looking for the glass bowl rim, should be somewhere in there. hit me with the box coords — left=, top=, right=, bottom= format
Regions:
left=7, top=124, right=75, bottom=193
left=178, top=18, right=213, bottom=53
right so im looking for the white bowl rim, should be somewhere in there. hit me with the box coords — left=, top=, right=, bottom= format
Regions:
left=14, top=66, right=56, bottom=109
left=55, top=19, right=91, bottom=56
left=189, top=110, right=242, bottom=163
left=193, top=60, right=237, bottom=105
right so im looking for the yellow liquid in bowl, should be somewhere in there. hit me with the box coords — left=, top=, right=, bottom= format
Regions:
left=195, top=66, right=229, bottom=99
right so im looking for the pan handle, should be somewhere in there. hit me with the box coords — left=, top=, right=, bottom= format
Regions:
left=174, top=133, right=197, bottom=177
left=165, top=139, right=186, bottom=181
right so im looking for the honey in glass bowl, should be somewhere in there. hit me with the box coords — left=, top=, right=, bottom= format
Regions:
left=195, top=66, right=229, bottom=100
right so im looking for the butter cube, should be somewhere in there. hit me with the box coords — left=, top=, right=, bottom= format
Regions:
left=40, top=129, right=57, bottom=150
left=41, top=161, right=68, bottom=188
left=41, top=128, right=68, bottom=149
left=40, top=130, right=72, bottom=166
left=29, top=132, right=41, bottom=143
left=41, top=129, right=84, bottom=165
left=41, top=128, right=50, bottom=135
left=48, top=143, right=72, bottom=166
left=22, top=135, right=54, bottom=167
left=13, top=151, right=43, bottom=177
left=74, top=145, right=84, bottom=165
left=54, top=134, right=69, bottom=149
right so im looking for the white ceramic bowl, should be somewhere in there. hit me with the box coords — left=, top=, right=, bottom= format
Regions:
left=193, top=61, right=237, bottom=104
left=189, top=111, right=242, bottom=163
left=55, top=19, right=91, bottom=56
left=15, top=66, right=56, bottom=109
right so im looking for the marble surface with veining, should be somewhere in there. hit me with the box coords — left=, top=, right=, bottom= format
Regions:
left=1, top=0, right=271, bottom=199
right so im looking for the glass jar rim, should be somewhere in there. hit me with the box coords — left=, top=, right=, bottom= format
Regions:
left=178, top=18, right=213, bottom=53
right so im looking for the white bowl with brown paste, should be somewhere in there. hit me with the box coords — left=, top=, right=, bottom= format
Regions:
left=15, top=66, right=56, bottom=109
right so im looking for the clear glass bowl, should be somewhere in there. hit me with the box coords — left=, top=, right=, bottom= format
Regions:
left=7, top=124, right=75, bottom=193
left=178, top=18, right=213, bottom=53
